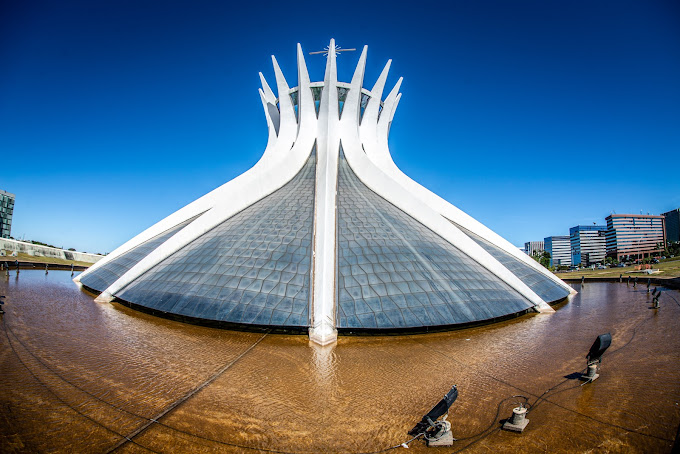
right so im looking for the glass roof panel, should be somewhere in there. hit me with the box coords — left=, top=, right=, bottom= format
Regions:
left=80, top=214, right=202, bottom=293
left=336, top=150, right=533, bottom=329
left=116, top=151, right=316, bottom=328
left=452, top=223, right=570, bottom=304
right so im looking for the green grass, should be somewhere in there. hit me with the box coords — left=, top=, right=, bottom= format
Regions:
left=555, top=256, right=680, bottom=280
left=1, top=252, right=96, bottom=268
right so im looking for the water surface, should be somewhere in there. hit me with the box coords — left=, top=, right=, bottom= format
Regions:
left=1, top=270, right=679, bottom=453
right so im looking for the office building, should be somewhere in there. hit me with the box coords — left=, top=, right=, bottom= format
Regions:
left=662, top=208, right=679, bottom=243
left=570, top=225, right=606, bottom=266
left=524, top=241, right=544, bottom=257
left=76, top=41, right=571, bottom=345
left=0, top=189, right=15, bottom=239
left=605, top=214, right=665, bottom=261
left=544, top=236, right=571, bottom=267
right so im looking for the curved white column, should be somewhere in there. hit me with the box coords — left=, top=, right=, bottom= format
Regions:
left=76, top=67, right=290, bottom=285
left=309, top=40, right=341, bottom=345
left=85, top=39, right=563, bottom=344
left=360, top=69, right=572, bottom=297
left=95, top=55, right=316, bottom=302
left=336, top=51, right=551, bottom=313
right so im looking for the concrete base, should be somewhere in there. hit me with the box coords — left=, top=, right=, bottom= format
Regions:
left=582, top=373, right=600, bottom=382
left=503, top=417, right=529, bottom=433
left=534, top=302, right=555, bottom=313
left=94, top=291, right=115, bottom=303
left=426, top=429, right=453, bottom=447
left=580, top=364, right=599, bottom=383
left=308, top=324, right=337, bottom=346
left=502, top=407, right=529, bottom=433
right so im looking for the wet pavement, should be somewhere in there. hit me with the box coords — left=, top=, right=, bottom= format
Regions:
left=1, top=270, right=679, bottom=453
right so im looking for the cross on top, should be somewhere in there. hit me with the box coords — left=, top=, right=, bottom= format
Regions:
left=309, top=43, right=356, bottom=57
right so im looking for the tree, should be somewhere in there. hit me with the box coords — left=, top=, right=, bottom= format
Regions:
left=532, top=250, right=551, bottom=269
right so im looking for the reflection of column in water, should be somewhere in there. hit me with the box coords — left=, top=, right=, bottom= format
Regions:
left=310, top=341, right=337, bottom=389
left=308, top=341, right=338, bottom=446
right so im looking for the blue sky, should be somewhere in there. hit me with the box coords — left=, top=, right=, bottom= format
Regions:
left=2, top=0, right=679, bottom=254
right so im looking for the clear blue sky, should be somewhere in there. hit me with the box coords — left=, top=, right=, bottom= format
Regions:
left=2, top=0, right=679, bottom=254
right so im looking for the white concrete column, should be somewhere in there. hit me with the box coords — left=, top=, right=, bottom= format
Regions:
left=309, top=39, right=340, bottom=345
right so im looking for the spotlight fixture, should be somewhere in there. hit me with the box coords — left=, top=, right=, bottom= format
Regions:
left=581, top=333, right=611, bottom=383
left=0, top=295, right=5, bottom=314
left=408, top=385, right=458, bottom=447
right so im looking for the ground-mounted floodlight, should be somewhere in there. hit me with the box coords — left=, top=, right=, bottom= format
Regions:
left=581, top=333, right=611, bottom=383
left=0, top=295, right=5, bottom=314
left=652, top=290, right=660, bottom=309
left=408, top=385, right=458, bottom=447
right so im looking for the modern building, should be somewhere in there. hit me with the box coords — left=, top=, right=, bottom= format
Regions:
left=605, top=214, right=665, bottom=261
left=524, top=241, right=544, bottom=257
left=662, top=208, right=680, bottom=243
left=544, top=236, right=571, bottom=268
left=75, top=40, right=572, bottom=345
left=570, top=225, right=606, bottom=266
left=0, top=189, right=15, bottom=239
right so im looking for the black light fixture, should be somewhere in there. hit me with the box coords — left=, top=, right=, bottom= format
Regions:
left=581, top=333, right=611, bottom=383
left=408, top=385, right=458, bottom=447
left=0, top=295, right=5, bottom=314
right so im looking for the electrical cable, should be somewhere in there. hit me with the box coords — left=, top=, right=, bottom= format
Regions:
left=413, top=285, right=677, bottom=448
left=660, top=289, right=680, bottom=308
left=2, top=316, right=296, bottom=453
left=169, top=283, right=676, bottom=450
left=0, top=318, right=160, bottom=454
left=2, top=280, right=678, bottom=453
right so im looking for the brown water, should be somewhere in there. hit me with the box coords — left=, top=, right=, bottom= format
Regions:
left=1, top=270, right=679, bottom=453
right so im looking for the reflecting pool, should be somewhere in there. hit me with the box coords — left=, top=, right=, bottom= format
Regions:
left=1, top=270, right=679, bottom=453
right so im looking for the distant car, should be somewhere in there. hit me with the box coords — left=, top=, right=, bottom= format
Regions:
left=617, top=263, right=625, bottom=267
left=652, top=258, right=659, bottom=264
left=596, top=265, right=606, bottom=269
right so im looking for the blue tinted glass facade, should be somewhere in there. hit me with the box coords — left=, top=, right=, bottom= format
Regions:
left=80, top=215, right=202, bottom=293
left=115, top=152, right=316, bottom=328
left=454, top=224, right=570, bottom=304
left=335, top=152, right=533, bottom=330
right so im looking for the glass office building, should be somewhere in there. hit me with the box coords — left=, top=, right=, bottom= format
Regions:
left=0, top=190, right=15, bottom=239
left=662, top=209, right=679, bottom=243
left=570, top=225, right=607, bottom=266
left=605, top=214, right=665, bottom=261
left=77, top=41, right=571, bottom=343
left=523, top=241, right=544, bottom=257
left=544, top=236, right=571, bottom=268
